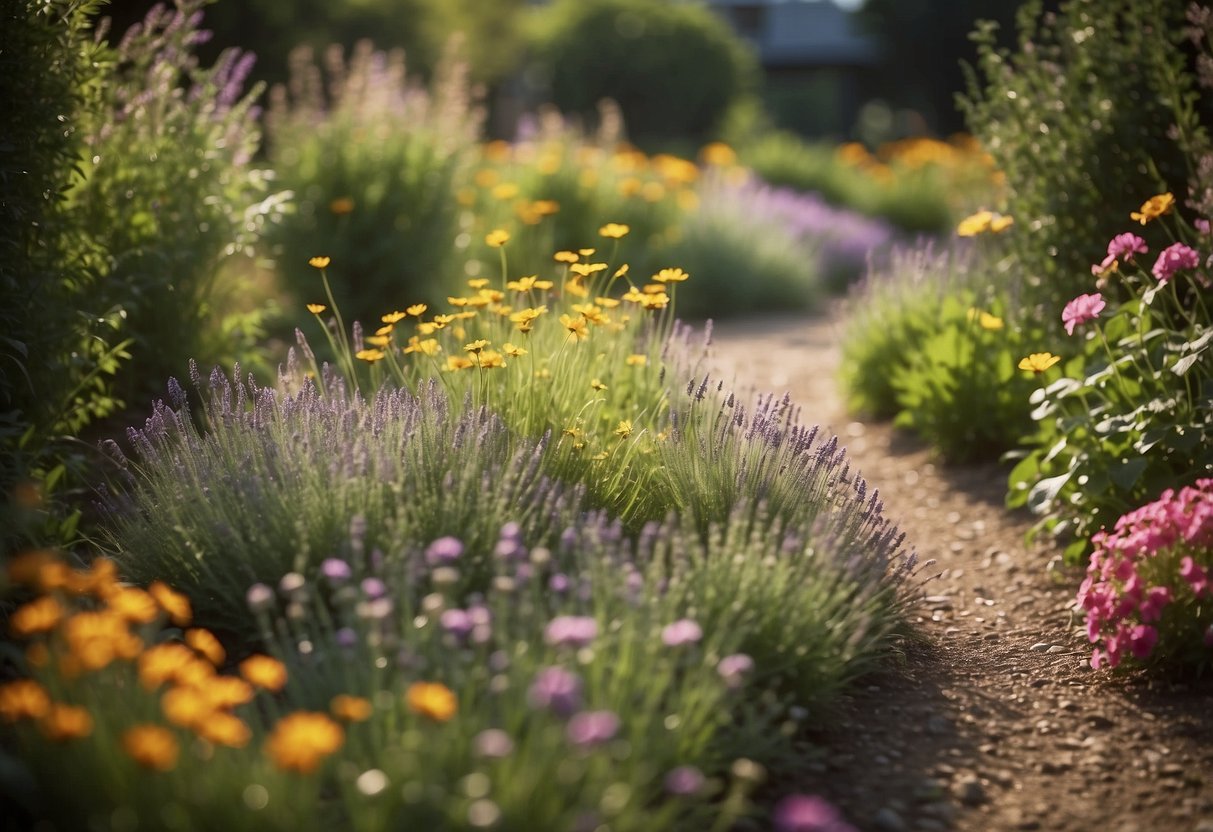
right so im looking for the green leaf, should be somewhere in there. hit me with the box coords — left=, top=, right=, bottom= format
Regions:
left=1027, top=471, right=1073, bottom=513
left=1108, top=456, right=1148, bottom=491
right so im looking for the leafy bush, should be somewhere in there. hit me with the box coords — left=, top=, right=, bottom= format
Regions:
left=266, top=41, right=481, bottom=327
left=530, top=0, right=758, bottom=148
left=1076, top=479, right=1213, bottom=671
left=1007, top=196, right=1213, bottom=560
left=71, top=0, right=284, bottom=410
left=959, top=0, right=1208, bottom=314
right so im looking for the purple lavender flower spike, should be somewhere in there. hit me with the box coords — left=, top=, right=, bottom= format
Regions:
left=527, top=666, right=583, bottom=717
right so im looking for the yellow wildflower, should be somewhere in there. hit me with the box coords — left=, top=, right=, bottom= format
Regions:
left=199, top=676, right=254, bottom=709
left=330, top=694, right=373, bottom=723
left=956, top=211, right=993, bottom=237
left=138, top=643, right=197, bottom=690
left=559, top=314, right=589, bottom=340
left=478, top=350, right=506, bottom=369
left=464, top=339, right=490, bottom=354
left=406, top=304, right=428, bottom=317
left=989, top=214, right=1014, bottom=233
left=448, top=296, right=472, bottom=307
left=1018, top=353, right=1062, bottom=373
left=599, top=223, right=630, bottom=239
left=240, top=655, right=288, bottom=692
left=404, top=336, right=441, bottom=356
left=122, top=724, right=179, bottom=771
left=596, top=296, right=621, bottom=308
left=0, top=679, right=50, bottom=722
left=701, top=142, right=737, bottom=167
left=485, top=229, right=510, bottom=248
left=406, top=682, right=457, bottom=722
left=162, top=686, right=214, bottom=730
left=366, top=335, right=392, bottom=348
left=967, top=309, right=1005, bottom=330
left=382, top=311, right=407, bottom=324
left=355, top=348, right=386, bottom=363
left=446, top=355, right=475, bottom=372
left=503, top=343, right=527, bottom=357
left=626, top=354, right=647, bottom=367
left=570, top=262, right=608, bottom=277
left=148, top=581, right=192, bottom=626
left=640, top=292, right=670, bottom=310
left=110, top=587, right=160, bottom=625
left=10, top=596, right=64, bottom=637
left=1130, top=192, right=1175, bottom=225
left=40, top=702, right=93, bottom=742
left=306, top=303, right=327, bottom=315
left=467, top=278, right=490, bottom=290
left=590, top=379, right=607, bottom=392
left=185, top=628, right=225, bottom=666
left=196, top=712, right=251, bottom=748
left=564, top=279, right=589, bottom=298
left=492, top=182, right=519, bottom=200
left=507, top=275, right=540, bottom=292
left=308, top=256, right=331, bottom=269
left=614, top=420, right=633, bottom=439
left=432, top=314, right=456, bottom=327
left=614, top=264, right=630, bottom=279
left=266, top=712, right=345, bottom=774
left=554, top=250, right=580, bottom=264
left=653, top=267, right=689, bottom=284
left=578, top=248, right=596, bottom=257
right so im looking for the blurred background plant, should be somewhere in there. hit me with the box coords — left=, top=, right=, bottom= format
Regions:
left=265, top=40, right=482, bottom=327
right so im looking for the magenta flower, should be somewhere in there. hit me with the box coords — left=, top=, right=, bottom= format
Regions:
left=772, top=794, right=858, bottom=832
left=661, top=618, right=703, bottom=647
left=1127, top=624, right=1158, bottom=660
left=663, top=765, right=706, bottom=796
left=425, top=536, right=464, bottom=565
left=1152, top=242, right=1200, bottom=283
left=716, top=653, right=755, bottom=688
left=566, top=710, right=620, bottom=747
left=527, top=666, right=583, bottom=716
left=320, top=558, right=352, bottom=584
left=1107, top=232, right=1148, bottom=261
left=544, top=615, right=598, bottom=648
left=440, top=608, right=474, bottom=640
left=1061, top=292, right=1106, bottom=335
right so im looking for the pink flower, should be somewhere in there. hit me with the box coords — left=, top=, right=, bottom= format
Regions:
left=1180, top=557, right=1210, bottom=597
left=1139, top=586, right=1172, bottom=623
left=1152, top=242, right=1200, bottom=283
left=1062, top=292, right=1106, bottom=335
left=1107, top=232, right=1148, bottom=261
left=1127, top=625, right=1158, bottom=660
left=1196, top=218, right=1211, bottom=235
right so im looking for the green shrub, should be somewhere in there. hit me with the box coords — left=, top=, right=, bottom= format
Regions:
left=265, top=41, right=480, bottom=327
left=530, top=0, right=758, bottom=148
left=959, top=0, right=1208, bottom=315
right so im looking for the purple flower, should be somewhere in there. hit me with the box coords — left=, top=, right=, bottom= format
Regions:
left=772, top=794, right=858, bottom=832
left=440, top=608, right=474, bottom=640
left=361, top=577, right=387, bottom=599
left=663, top=765, right=706, bottom=796
left=335, top=626, right=358, bottom=648
left=321, top=558, right=352, bottom=584
left=425, top=536, right=464, bottom=566
left=544, top=615, right=598, bottom=648
left=566, top=710, right=620, bottom=747
left=1152, top=242, right=1201, bottom=283
left=1107, top=232, right=1148, bottom=261
left=246, top=582, right=274, bottom=612
left=527, top=667, right=583, bottom=717
left=549, top=573, right=571, bottom=594
left=473, top=728, right=515, bottom=759
left=661, top=618, right=703, bottom=647
left=1061, top=292, right=1106, bottom=335
left=716, top=653, right=755, bottom=688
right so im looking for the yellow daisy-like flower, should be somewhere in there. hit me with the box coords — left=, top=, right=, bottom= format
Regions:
left=559, top=314, right=589, bottom=340
left=240, top=655, right=288, bottom=692
left=639, top=292, right=670, bottom=310
left=148, top=581, right=192, bottom=626
left=365, top=335, right=392, bottom=348
left=185, top=628, right=225, bottom=667
left=432, top=314, right=456, bottom=328
left=653, top=267, right=689, bottom=284
left=10, top=595, right=64, bottom=637
left=266, top=712, right=344, bottom=774
left=956, top=210, right=993, bottom=237
left=406, top=681, right=457, bottom=722
left=39, top=702, right=93, bottom=742
left=595, top=296, right=621, bottom=309
left=599, top=222, right=630, bottom=239
left=355, top=348, right=386, bottom=363
left=467, top=278, right=490, bottom=290
left=382, top=311, right=408, bottom=324
left=578, top=248, right=596, bottom=257
left=507, top=275, right=540, bottom=292
left=0, top=679, right=51, bottom=722
left=196, top=711, right=251, bottom=748
left=122, top=724, right=179, bottom=771
left=590, top=379, right=607, bottom=392
left=614, top=420, right=633, bottom=439
left=1018, top=352, right=1061, bottom=373
left=306, top=303, right=327, bottom=315
left=406, top=304, right=428, bottom=317
left=478, top=350, right=506, bottom=369
left=967, top=309, right=1005, bottom=330
left=404, top=336, right=441, bottom=356
left=1130, top=192, right=1175, bottom=225
left=446, top=355, right=475, bottom=372
left=564, top=279, right=590, bottom=299
left=330, top=694, right=373, bottom=723
left=503, top=342, right=527, bottom=358
left=308, top=256, right=331, bottom=269
left=554, top=250, right=580, bottom=264
left=464, top=339, right=490, bottom=354
left=701, top=141, right=737, bottom=167
left=625, top=354, right=647, bottom=367
left=570, top=262, right=608, bottom=277
left=485, top=229, right=510, bottom=248
left=989, top=214, right=1014, bottom=233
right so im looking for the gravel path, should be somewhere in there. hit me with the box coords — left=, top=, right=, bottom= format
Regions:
left=708, top=310, right=1213, bottom=832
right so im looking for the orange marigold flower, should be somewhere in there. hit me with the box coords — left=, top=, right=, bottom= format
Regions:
left=40, top=702, right=93, bottom=741
left=10, top=595, right=64, bottom=637
left=199, top=675, right=254, bottom=709
left=405, top=682, right=457, bottom=722
left=5, top=550, right=56, bottom=587
left=122, top=724, right=179, bottom=771
left=148, top=581, right=192, bottom=626
left=1130, top=192, right=1174, bottom=225
left=110, top=587, right=160, bottom=625
left=266, top=712, right=344, bottom=774
left=330, top=694, right=373, bottom=722
left=63, top=611, right=137, bottom=673
left=162, top=686, right=214, bottom=730
left=0, top=679, right=50, bottom=722
left=196, top=711, right=251, bottom=748
left=185, top=629, right=225, bottom=666
left=138, top=643, right=196, bottom=690
left=240, top=655, right=288, bottom=692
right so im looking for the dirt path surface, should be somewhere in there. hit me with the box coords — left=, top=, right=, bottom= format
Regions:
left=707, top=310, right=1213, bottom=832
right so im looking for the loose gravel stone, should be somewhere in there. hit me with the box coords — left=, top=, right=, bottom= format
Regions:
left=872, top=807, right=908, bottom=832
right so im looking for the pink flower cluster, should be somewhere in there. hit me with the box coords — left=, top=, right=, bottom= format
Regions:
left=1061, top=292, right=1105, bottom=335
left=1152, top=242, right=1201, bottom=283
left=1077, top=479, right=1213, bottom=670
